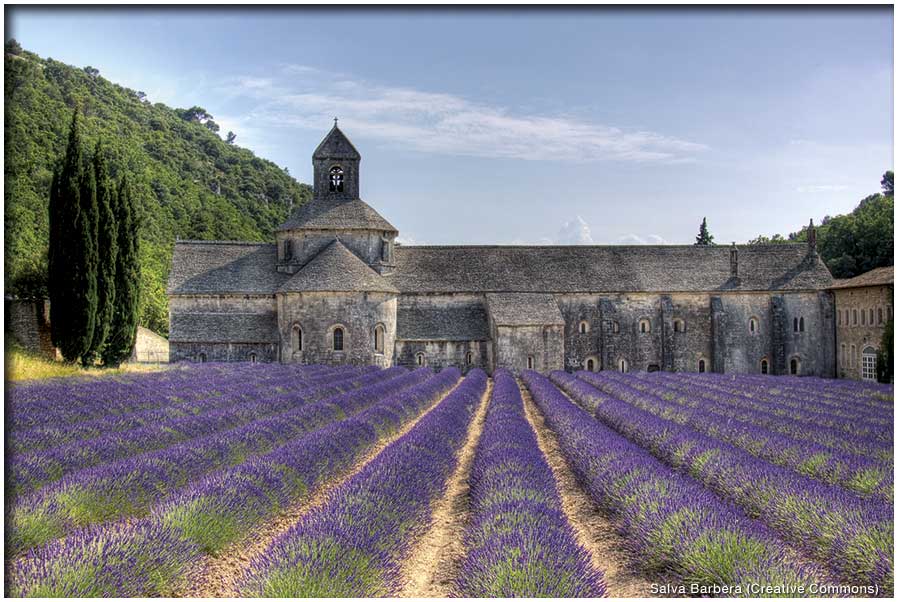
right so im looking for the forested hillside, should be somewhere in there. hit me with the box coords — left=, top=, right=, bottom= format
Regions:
left=4, top=41, right=312, bottom=334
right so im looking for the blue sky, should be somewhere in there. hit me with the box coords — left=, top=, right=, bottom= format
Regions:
left=7, top=7, right=893, bottom=245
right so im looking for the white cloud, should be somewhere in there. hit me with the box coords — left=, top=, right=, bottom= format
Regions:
left=555, top=216, right=595, bottom=245
left=617, top=233, right=668, bottom=245
left=217, top=67, right=708, bottom=164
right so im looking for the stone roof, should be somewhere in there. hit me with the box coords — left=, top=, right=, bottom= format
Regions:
left=168, top=241, right=289, bottom=295
left=313, top=124, right=360, bottom=160
left=829, top=266, right=894, bottom=289
left=278, top=239, right=399, bottom=294
left=386, top=244, right=833, bottom=293
left=169, top=312, right=278, bottom=343
left=397, top=304, right=489, bottom=341
left=486, top=293, right=565, bottom=326
left=277, top=197, right=397, bottom=232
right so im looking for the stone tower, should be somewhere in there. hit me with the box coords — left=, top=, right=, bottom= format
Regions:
left=275, top=122, right=398, bottom=275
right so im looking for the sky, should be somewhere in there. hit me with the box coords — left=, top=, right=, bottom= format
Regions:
left=6, top=6, right=893, bottom=246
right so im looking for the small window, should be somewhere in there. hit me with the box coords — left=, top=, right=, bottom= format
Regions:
left=673, top=319, right=685, bottom=333
left=199, top=353, right=207, bottom=363
left=283, top=239, right=293, bottom=261
left=799, top=317, right=805, bottom=332
left=749, top=317, right=758, bottom=334
left=639, top=319, right=651, bottom=334
left=790, top=357, right=800, bottom=375
left=837, top=310, right=842, bottom=326
left=329, top=165, right=344, bottom=192
left=292, top=324, right=303, bottom=353
left=416, top=352, right=426, bottom=366
left=869, top=308, right=874, bottom=325
left=527, top=356, right=535, bottom=370
left=586, top=358, right=596, bottom=372
left=333, top=327, right=344, bottom=351
left=861, top=310, right=866, bottom=326
left=760, top=358, right=769, bottom=375
left=850, top=344, right=857, bottom=368
left=578, top=321, right=589, bottom=334
left=878, top=307, right=884, bottom=325
left=853, top=309, right=858, bottom=326
left=612, top=321, right=620, bottom=334
left=793, top=317, right=799, bottom=333
left=862, top=347, right=877, bottom=381
left=465, top=351, right=473, bottom=366
left=250, top=352, right=257, bottom=363
left=618, top=358, right=628, bottom=373
left=698, top=359, right=706, bottom=373
left=374, top=324, right=385, bottom=354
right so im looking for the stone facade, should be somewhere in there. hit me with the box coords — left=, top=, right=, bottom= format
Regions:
left=832, top=267, right=893, bottom=381
left=168, top=124, right=841, bottom=376
left=5, top=298, right=55, bottom=359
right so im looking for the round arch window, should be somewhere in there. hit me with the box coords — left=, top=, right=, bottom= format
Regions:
left=333, top=327, right=345, bottom=351
left=329, top=166, right=344, bottom=192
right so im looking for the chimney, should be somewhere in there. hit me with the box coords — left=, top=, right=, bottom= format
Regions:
left=807, top=219, right=817, bottom=255
left=730, top=242, right=738, bottom=278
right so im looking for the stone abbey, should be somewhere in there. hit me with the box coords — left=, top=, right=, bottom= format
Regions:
left=168, top=124, right=838, bottom=375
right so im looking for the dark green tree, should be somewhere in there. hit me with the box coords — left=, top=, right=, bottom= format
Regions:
left=102, top=175, right=141, bottom=367
left=49, top=110, right=97, bottom=363
left=86, top=142, right=118, bottom=363
left=881, top=171, right=893, bottom=196
left=877, top=317, right=893, bottom=384
left=694, top=217, right=715, bottom=246
left=225, top=131, right=236, bottom=145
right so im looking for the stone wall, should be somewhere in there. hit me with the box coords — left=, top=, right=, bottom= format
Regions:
left=491, top=324, right=564, bottom=375
left=834, top=285, right=893, bottom=380
left=277, top=291, right=397, bottom=368
left=276, top=229, right=394, bottom=273
left=131, top=326, right=169, bottom=363
left=394, top=339, right=489, bottom=373
left=5, top=298, right=55, bottom=359
left=170, top=342, right=278, bottom=363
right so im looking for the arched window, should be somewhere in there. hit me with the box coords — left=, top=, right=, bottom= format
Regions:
left=199, top=353, right=207, bottom=363
left=283, top=239, right=293, bottom=261
left=698, top=359, right=706, bottom=373
left=618, top=358, right=628, bottom=373
left=673, top=319, right=685, bottom=333
left=416, top=352, right=426, bottom=366
left=578, top=321, right=589, bottom=334
left=333, top=327, right=344, bottom=352
left=790, top=357, right=800, bottom=375
left=465, top=351, right=473, bottom=366
left=760, top=358, right=769, bottom=375
left=586, top=358, right=596, bottom=372
left=862, top=346, right=878, bottom=381
left=329, top=165, right=344, bottom=192
left=878, top=307, right=884, bottom=325
left=853, top=309, right=858, bottom=326
left=639, top=319, right=651, bottom=334
left=869, top=308, right=875, bottom=325
left=249, top=352, right=257, bottom=363
left=749, top=317, right=759, bottom=334
left=837, top=310, right=842, bottom=326
left=373, top=324, right=385, bottom=354
left=793, top=317, right=799, bottom=333
left=291, top=323, right=303, bottom=353
left=527, top=356, right=535, bottom=370
left=850, top=344, right=857, bottom=368
left=799, top=317, right=805, bottom=332
left=861, top=310, right=866, bottom=326
left=612, top=321, right=620, bottom=334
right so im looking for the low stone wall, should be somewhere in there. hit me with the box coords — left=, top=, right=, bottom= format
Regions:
left=5, top=298, right=56, bottom=359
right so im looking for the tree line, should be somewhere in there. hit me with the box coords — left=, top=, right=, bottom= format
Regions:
left=49, top=109, right=140, bottom=366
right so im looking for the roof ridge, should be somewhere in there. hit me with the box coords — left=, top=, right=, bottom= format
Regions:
left=395, top=243, right=809, bottom=250
left=175, top=239, right=272, bottom=246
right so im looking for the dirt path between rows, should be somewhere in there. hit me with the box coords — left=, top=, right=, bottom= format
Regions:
left=176, top=376, right=464, bottom=598
left=395, top=379, right=493, bottom=597
left=518, top=379, right=657, bottom=598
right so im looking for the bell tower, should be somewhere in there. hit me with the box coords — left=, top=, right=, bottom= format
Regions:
left=312, top=118, right=361, bottom=199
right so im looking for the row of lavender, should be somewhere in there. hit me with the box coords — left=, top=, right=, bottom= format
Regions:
left=7, top=366, right=389, bottom=498
left=553, top=371, right=892, bottom=595
left=454, top=369, right=604, bottom=596
left=584, top=371, right=892, bottom=499
left=9, top=367, right=462, bottom=596
left=7, top=364, right=361, bottom=453
left=522, top=371, right=828, bottom=595
left=7, top=366, right=423, bottom=554
left=240, top=369, right=487, bottom=596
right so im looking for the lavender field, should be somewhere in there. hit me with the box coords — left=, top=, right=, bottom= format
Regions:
left=4, top=363, right=893, bottom=597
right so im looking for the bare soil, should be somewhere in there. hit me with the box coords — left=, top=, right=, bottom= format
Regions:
left=517, top=379, right=658, bottom=598
left=395, top=379, right=493, bottom=597
left=176, top=376, right=464, bottom=598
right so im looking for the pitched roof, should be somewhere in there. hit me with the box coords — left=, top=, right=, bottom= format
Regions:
left=169, top=312, right=278, bottom=343
left=397, top=303, right=489, bottom=341
left=313, top=124, right=361, bottom=160
left=386, top=244, right=833, bottom=293
left=168, top=241, right=289, bottom=295
left=278, top=239, right=399, bottom=294
left=277, top=197, right=397, bottom=232
left=486, top=293, right=565, bottom=326
left=829, top=266, right=893, bottom=289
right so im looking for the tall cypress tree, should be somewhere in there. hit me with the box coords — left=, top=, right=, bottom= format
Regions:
left=86, top=142, right=118, bottom=363
left=102, top=175, right=140, bottom=367
left=75, top=145, right=99, bottom=366
left=50, top=110, right=96, bottom=362
left=694, top=217, right=715, bottom=246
